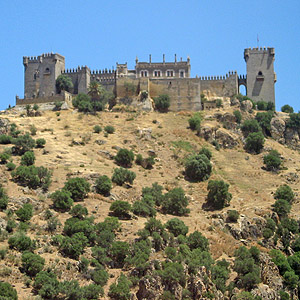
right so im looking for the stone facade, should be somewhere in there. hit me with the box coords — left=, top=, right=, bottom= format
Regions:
left=19, top=48, right=276, bottom=111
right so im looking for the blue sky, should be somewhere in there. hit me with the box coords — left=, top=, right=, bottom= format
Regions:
left=0, top=0, right=299, bottom=111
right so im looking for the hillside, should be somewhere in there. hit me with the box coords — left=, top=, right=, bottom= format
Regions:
left=0, top=102, right=299, bottom=300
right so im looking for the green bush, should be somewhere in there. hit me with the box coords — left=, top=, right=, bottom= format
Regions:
left=255, top=111, right=273, bottom=136
left=63, top=177, right=90, bottom=201
left=136, top=154, right=155, bottom=169
left=262, top=228, right=273, bottom=239
left=51, top=189, right=73, bottom=212
left=36, top=138, right=46, bottom=148
left=6, top=161, right=16, bottom=171
left=16, top=203, right=33, bottom=222
left=283, top=271, right=299, bottom=289
left=110, top=201, right=131, bottom=219
left=188, top=112, right=202, bottom=131
left=211, top=259, right=230, bottom=293
left=115, top=148, right=134, bottom=168
left=95, top=175, right=112, bottom=196
left=187, top=231, right=209, bottom=251
left=216, top=99, right=223, bottom=108
left=227, top=210, right=239, bottom=222
left=72, top=93, right=93, bottom=113
left=166, top=218, right=188, bottom=236
left=142, top=182, right=164, bottom=206
left=21, top=251, right=45, bottom=277
left=108, top=273, right=131, bottom=300
left=161, top=187, right=190, bottom=216
left=110, top=241, right=130, bottom=268
left=59, top=232, right=88, bottom=259
left=256, top=101, right=268, bottom=111
left=245, top=131, right=265, bottom=154
left=199, top=147, right=212, bottom=160
left=33, top=270, right=60, bottom=299
left=234, top=110, right=242, bottom=124
left=69, top=204, right=88, bottom=219
left=159, top=261, right=186, bottom=286
left=241, top=119, right=261, bottom=137
left=206, top=180, right=232, bottom=210
left=263, top=150, right=281, bottom=171
left=270, top=249, right=291, bottom=275
left=132, top=197, right=156, bottom=217
left=0, top=152, right=11, bottom=164
left=154, top=94, right=170, bottom=112
left=281, top=104, right=294, bottom=114
left=104, top=125, right=115, bottom=134
left=275, top=184, right=294, bottom=203
left=8, top=233, right=33, bottom=252
left=112, top=167, right=136, bottom=186
left=91, top=267, right=109, bottom=286
left=21, top=151, right=35, bottom=166
left=185, top=154, right=212, bottom=182
left=0, top=197, right=8, bottom=210
left=56, top=74, right=73, bottom=93
left=0, top=282, right=18, bottom=300
left=13, top=133, right=36, bottom=155
left=286, top=112, right=300, bottom=130
left=272, top=199, right=291, bottom=218
left=12, top=165, right=52, bottom=190
left=144, top=217, right=164, bottom=235
left=93, top=125, right=102, bottom=133
left=0, top=134, right=12, bottom=144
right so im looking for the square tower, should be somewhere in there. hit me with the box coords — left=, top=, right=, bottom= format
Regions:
left=244, top=47, right=276, bottom=104
left=23, top=53, right=65, bottom=98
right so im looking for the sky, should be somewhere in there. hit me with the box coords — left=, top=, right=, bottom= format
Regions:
left=0, top=0, right=299, bottom=111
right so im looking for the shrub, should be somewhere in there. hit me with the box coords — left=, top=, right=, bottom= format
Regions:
left=273, top=199, right=291, bottom=218
left=110, top=241, right=130, bottom=268
left=216, top=99, right=223, bottom=108
left=33, top=270, right=60, bottom=299
left=256, top=101, right=268, bottom=111
left=227, top=210, right=239, bottom=222
left=241, top=119, right=261, bottom=137
left=12, top=165, right=52, bottom=190
left=8, top=233, right=33, bottom=251
left=275, top=184, right=294, bottom=203
left=73, top=93, right=93, bottom=112
left=270, top=249, right=291, bottom=275
left=206, top=180, right=232, bottom=210
left=159, top=261, right=186, bottom=286
left=36, top=138, right=46, bottom=148
left=63, top=177, right=90, bottom=201
left=199, top=147, right=212, bottom=160
left=16, top=203, right=33, bottom=222
left=29, top=124, right=37, bottom=136
left=56, top=74, right=73, bottom=93
left=6, top=162, right=16, bottom=171
left=21, top=151, right=35, bottom=166
left=0, top=134, right=12, bottom=144
left=263, top=228, right=273, bottom=239
left=234, top=110, right=242, bottom=124
left=0, top=152, right=10, bottom=164
left=104, top=125, right=115, bottom=134
left=69, top=204, right=88, bottom=219
left=144, top=217, right=164, bottom=235
left=185, top=154, right=212, bottom=182
left=51, top=190, right=73, bottom=212
left=21, top=251, right=45, bottom=277
left=166, top=218, right=188, bottom=236
left=287, top=112, right=300, bottom=130
left=161, top=187, right=190, bottom=216
left=59, top=232, right=88, bottom=259
left=136, top=154, right=155, bottom=169
left=245, top=131, right=265, bottom=154
left=108, top=273, right=131, bottom=300
left=283, top=271, right=299, bottom=289
left=0, top=197, right=8, bottom=210
left=0, top=282, right=18, bottom=300
left=13, top=133, right=36, bottom=155
left=91, top=267, right=109, bottom=286
left=112, top=167, right=136, bottom=186
left=255, top=111, right=273, bottom=136
left=115, top=148, right=134, bottom=167
left=93, top=125, right=102, bottom=133
left=263, top=150, right=281, bottom=171
left=281, top=104, right=294, bottom=114
left=188, top=112, right=202, bottom=131
left=142, top=182, right=164, bottom=206
left=132, top=198, right=156, bottom=217
left=154, top=94, right=170, bottom=112
left=187, top=231, right=209, bottom=251
left=110, top=201, right=131, bottom=219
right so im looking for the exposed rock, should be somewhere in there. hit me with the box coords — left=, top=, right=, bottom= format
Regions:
left=215, top=128, right=240, bottom=149
left=230, top=97, right=240, bottom=107
left=0, top=218, right=7, bottom=231
left=131, top=96, right=154, bottom=112
left=198, top=124, right=216, bottom=143
left=95, top=140, right=106, bottom=145
left=219, top=112, right=238, bottom=130
left=136, top=275, right=164, bottom=300
left=270, top=117, right=286, bottom=143
left=138, top=128, right=152, bottom=140
left=240, top=100, right=253, bottom=112
left=284, top=127, right=300, bottom=148
left=98, top=150, right=114, bottom=160
left=251, top=285, right=279, bottom=300
left=0, top=118, right=10, bottom=134
left=147, top=150, right=156, bottom=157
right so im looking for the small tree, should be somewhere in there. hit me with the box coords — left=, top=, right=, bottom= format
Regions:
left=21, top=251, right=45, bottom=277
left=56, top=74, right=73, bottom=93
left=21, top=151, right=35, bottom=166
left=185, top=154, right=212, bottom=182
left=274, top=184, right=294, bottom=203
left=114, top=148, right=134, bottom=168
left=234, top=110, right=242, bottom=124
left=13, top=133, right=36, bottom=155
left=110, top=241, right=130, bottom=268
left=112, top=168, right=136, bottom=186
left=263, top=150, right=281, bottom=171
left=199, top=147, right=212, bottom=160
left=16, top=203, right=33, bottom=222
left=245, top=131, right=265, bottom=154
left=281, top=104, right=294, bottom=114
left=0, top=282, right=18, bottom=300
left=188, top=112, right=202, bottom=131
left=104, top=125, right=115, bottom=134
left=166, top=218, right=188, bottom=236
left=93, top=125, right=102, bottom=133
left=272, top=199, right=291, bottom=219
left=241, top=119, right=261, bottom=137
left=154, top=94, right=170, bottom=112
left=161, top=187, right=190, bottom=216
left=95, top=175, right=112, bottom=196
left=187, top=230, right=209, bottom=251
left=110, top=201, right=131, bottom=219
left=69, top=204, right=88, bottom=219
left=8, top=232, right=33, bottom=252
left=206, top=180, right=232, bottom=210
left=108, top=273, right=131, bottom=300
left=63, top=177, right=90, bottom=201
left=36, top=138, right=46, bottom=148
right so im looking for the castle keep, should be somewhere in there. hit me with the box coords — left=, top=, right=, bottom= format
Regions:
left=19, top=48, right=276, bottom=110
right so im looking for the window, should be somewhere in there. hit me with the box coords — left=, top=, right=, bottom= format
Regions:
left=153, top=70, right=161, bottom=77
left=258, top=71, right=263, bottom=76
left=166, top=70, right=174, bottom=77
left=140, top=70, right=148, bottom=77
left=179, top=70, right=185, bottom=78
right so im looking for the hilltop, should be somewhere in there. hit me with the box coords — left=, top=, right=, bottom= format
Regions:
left=0, top=101, right=300, bottom=300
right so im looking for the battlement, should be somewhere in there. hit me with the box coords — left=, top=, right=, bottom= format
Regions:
left=23, top=53, right=65, bottom=66
left=91, top=68, right=115, bottom=75
left=244, top=47, right=275, bottom=61
left=62, top=66, right=90, bottom=74
left=199, top=71, right=237, bottom=81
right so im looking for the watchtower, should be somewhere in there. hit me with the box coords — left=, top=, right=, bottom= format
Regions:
left=244, top=47, right=276, bottom=104
left=23, top=53, right=65, bottom=98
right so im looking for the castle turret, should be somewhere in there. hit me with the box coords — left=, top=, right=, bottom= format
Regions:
left=244, top=47, right=276, bottom=104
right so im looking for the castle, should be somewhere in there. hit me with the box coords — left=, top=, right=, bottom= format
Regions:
left=18, top=47, right=276, bottom=110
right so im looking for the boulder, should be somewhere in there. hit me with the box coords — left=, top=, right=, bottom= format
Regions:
left=284, top=127, right=300, bottom=148
left=0, top=118, right=10, bottom=135
left=240, top=100, right=253, bottom=112
left=215, top=128, right=239, bottom=149
left=270, top=117, right=286, bottom=143
left=136, top=275, right=164, bottom=300
left=230, top=97, right=240, bottom=107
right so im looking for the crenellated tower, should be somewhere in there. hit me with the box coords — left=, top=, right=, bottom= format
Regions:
left=23, top=53, right=65, bottom=98
left=244, top=47, right=276, bottom=104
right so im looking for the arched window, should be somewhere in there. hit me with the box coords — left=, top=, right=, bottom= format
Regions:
left=140, top=70, right=148, bottom=77
left=153, top=70, right=161, bottom=77
left=179, top=70, right=185, bottom=78
left=166, top=70, right=174, bottom=77
left=258, top=71, right=263, bottom=76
